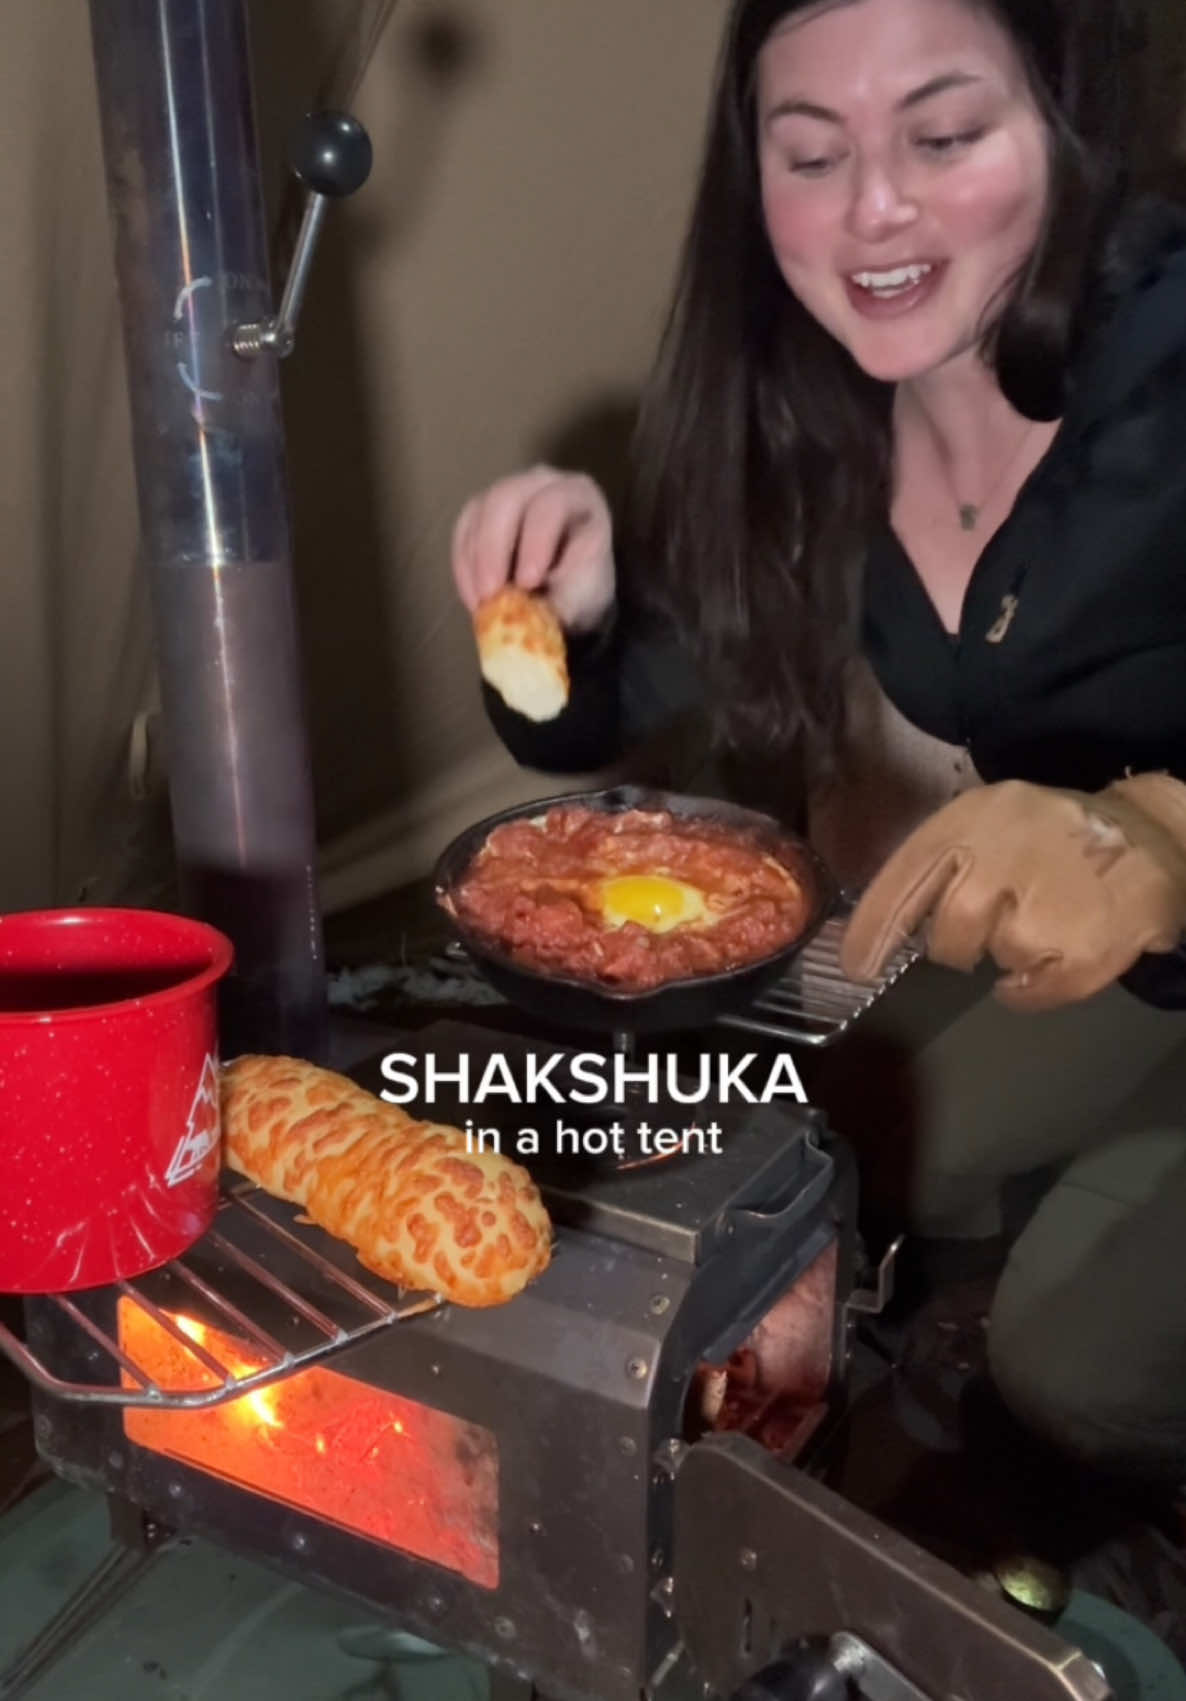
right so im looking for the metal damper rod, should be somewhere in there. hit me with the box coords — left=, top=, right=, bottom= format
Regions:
left=88, top=0, right=370, bottom=1057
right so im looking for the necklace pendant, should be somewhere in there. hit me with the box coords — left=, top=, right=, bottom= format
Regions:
left=959, top=504, right=979, bottom=532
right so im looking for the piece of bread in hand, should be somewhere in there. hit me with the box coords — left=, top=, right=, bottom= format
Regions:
left=220, top=1054, right=552, bottom=1308
left=474, top=584, right=569, bottom=722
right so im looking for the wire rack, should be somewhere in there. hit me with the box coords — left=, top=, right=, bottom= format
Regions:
left=718, top=912, right=917, bottom=1047
left=0, top=1182, right=441, bottom=1411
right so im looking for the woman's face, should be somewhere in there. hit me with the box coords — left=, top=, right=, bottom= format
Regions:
left=756, top=0, right=1051, bottom=383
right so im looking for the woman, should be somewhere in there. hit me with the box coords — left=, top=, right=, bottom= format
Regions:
left=451, top=0, right=1186, bottom=1479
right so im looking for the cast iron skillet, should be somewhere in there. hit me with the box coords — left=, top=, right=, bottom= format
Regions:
left=432, top=785, right=839, bottom=1035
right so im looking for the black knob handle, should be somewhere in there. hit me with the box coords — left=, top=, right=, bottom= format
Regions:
left=734, top=1649, right=850, bottom=1701
left=288, top=110, right=373, bottom=198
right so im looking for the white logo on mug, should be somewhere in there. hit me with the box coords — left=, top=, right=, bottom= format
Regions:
left=165, top=1053, right=221, bottom=1187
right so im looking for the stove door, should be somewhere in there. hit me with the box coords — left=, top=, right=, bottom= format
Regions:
left=671, top=1434, right=1110, bottom=1701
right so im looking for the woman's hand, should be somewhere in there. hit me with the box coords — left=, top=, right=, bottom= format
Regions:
left=451, top=466, right=616, bottom=635
left=839, top=776, right=1186, bottom=1010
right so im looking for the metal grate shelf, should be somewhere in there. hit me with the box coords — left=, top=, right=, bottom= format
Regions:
left=718, top=911, right=917, bottom=1047
left=1, top=1181, right=442, bottom=1411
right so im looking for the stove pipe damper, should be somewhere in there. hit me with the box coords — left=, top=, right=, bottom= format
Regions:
left=88, top=0, right=374, bottom=1058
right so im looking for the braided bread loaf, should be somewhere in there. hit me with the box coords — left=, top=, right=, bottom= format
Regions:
left=220, top=1054, right=551, bottom=1307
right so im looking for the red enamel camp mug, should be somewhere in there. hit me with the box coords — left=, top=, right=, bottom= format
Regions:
left=0, top=908, right=234, bottom=1292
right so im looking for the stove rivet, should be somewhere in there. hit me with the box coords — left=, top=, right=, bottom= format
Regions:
left=617, top=1436, right=638, bottom=1458
left=290, top=1532, right=310, bottom=1554
left=107, top=1450, right=124, bottom=1472
left=648, top=1295, right=670, bottom=1316
left=626, top=1358, right=649, bottom=1381
left=494, top=1617, right=516, bottom=1642
left=740, top=1549, right=758, bottom=1572
left=425, top=1591, right=445, bottom=1616
left=617, top=1554, right=635, bottom=1576
left=167, top=1481, right=185, bottom=1500
left=529, top=1520, right=544, bottom=1536
left=430, top=1363, right=441, bottom=1377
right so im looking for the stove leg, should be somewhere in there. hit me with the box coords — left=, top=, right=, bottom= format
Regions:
left=0, top=1534, right=165, bottom=1698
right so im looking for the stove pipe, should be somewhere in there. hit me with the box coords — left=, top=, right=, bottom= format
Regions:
left=88, top=0, right=340, bottom=1059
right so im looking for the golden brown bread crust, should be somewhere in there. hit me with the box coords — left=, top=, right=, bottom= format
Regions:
left=220, top=1054, right=551, bottom=1307
left=473, top=584, right=569, bottom=721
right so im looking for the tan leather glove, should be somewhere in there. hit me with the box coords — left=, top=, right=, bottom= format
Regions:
left=839, top=775, right=1186, bottom=1011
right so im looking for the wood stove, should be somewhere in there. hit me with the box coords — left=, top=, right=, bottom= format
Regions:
left=5, top=1003, right=1110, bottom=1701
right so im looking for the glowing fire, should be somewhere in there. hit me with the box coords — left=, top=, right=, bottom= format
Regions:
left=173, top=1315, right=288, bottom=1439
left=116, top=1301, right=501, bottom=1589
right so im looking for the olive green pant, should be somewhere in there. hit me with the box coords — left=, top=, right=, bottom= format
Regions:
left=836, top=965, right=1186, bottom=1479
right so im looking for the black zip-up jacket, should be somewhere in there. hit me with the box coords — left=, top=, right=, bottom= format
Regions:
left=483, top=201, right=1186, bottom=1006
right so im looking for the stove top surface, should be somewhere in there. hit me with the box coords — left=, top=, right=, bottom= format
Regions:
left=346, top=1019, right=826, bottom=1264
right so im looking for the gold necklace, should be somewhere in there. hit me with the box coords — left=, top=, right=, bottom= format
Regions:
left=949, top=421, right=1038, bottom=532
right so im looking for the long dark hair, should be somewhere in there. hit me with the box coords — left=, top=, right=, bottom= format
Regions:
left=625, top=0, right=1117, bottom=784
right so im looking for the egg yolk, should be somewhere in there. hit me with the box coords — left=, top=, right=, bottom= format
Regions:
left=596, top=874, right=707, bottom=933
